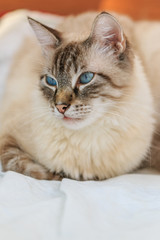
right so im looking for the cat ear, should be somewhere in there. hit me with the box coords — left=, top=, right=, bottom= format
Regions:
left=90, top=12, right=126, bottom=54
left=28, top=17, right=61, bottom=55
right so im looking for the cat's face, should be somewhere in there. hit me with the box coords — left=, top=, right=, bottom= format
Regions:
left=29, top=12, right=133, bottom=130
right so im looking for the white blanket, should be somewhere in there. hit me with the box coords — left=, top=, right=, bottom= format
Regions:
left=0, top=10, right=160, bottom=240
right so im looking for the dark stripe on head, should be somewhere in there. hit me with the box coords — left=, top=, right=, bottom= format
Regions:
left=54, top=43, right=81, bottom=76
left=97, top=73, right=126, bottom=89
left=79, top=82, right=105, bottom=99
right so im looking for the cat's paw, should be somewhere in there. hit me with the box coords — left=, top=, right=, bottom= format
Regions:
left=0, top=141, right=60, bottom=180
left=28, top=164, right=64, bottom=180
left=1, top=136, right=64, bottom=180
left=28, top=163, right=54, bottom=180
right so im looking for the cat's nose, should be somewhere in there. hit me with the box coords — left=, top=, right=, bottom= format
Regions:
left=56, top=104, right=70, bottom=114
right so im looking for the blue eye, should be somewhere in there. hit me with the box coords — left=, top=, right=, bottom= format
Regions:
left=46, top=76, right=57, bottom=86
left=79, top=72, right=94, bottom=84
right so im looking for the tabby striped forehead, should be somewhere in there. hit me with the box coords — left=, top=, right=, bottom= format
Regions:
left=53, top=43, right=82, bottom=85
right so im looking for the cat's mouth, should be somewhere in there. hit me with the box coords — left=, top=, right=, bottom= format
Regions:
left=64, top=116, right=73, bottom=120
left=63, top=115, right=82, bottom=121
left=62, top=114, right=87, bottom=130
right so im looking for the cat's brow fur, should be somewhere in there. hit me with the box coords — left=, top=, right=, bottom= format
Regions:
left=54, top=43, right=81, bottom=74
left=0, top=11, right=159, bottom=180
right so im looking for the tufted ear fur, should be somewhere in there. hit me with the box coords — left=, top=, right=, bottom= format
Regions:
left=28, top=17, right=62, bottom=56
left=90, top=12, right=126, bottom=54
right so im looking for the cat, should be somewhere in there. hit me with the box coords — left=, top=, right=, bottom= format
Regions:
left=0, top=11, right=159, bottom=180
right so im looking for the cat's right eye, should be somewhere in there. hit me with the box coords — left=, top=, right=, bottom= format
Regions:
left=46, top=76, right=57, bottom=86
left=79, top=72, right=94, bottom=84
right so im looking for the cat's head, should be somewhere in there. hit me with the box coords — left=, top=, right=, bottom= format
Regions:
left=28, top=12, right=134, bottom=130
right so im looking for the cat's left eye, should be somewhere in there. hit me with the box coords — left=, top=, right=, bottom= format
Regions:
left=79, top=72, right=94, bottom=84
left=46, top=76, right=57, bottom=86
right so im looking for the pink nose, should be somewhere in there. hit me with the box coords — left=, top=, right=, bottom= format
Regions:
left=56, top=104, right=69, bottom=114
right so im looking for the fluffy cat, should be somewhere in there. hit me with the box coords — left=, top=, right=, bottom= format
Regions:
left=0, top=11, right=159, bottom=180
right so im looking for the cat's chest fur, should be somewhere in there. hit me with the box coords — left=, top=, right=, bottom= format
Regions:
left=22, top=101, right=153, bottom=180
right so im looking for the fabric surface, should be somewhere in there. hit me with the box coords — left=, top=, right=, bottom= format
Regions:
left=0, top=10, right=160, bottom=240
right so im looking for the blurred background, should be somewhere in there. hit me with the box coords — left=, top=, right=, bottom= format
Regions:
left=0, top=0, right=160, bottom=19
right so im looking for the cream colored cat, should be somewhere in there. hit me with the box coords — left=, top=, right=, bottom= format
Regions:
left=0, top=11, right=159, bottom=180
